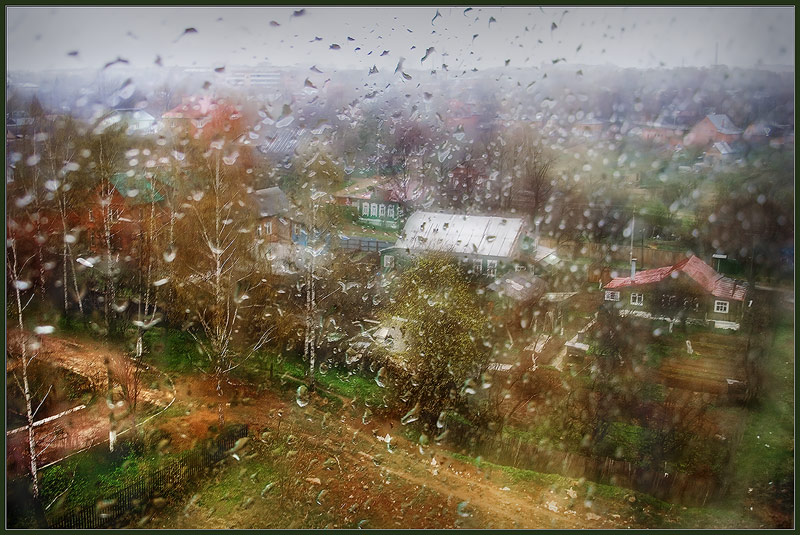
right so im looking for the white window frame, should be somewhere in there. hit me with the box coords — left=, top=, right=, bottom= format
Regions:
left=370, top=203, right=378, bottom=217
left=88, top=208, right=94, bottom=222
left=264, top=220, right=272, bottom=235
left=486, top=260, right=498, bottom=277
left=714, top=300, right=729, bottom=314
left=362, top=202, right=369, bottom=216
left=604, top=291, right=620, bottom=301
left=387, top=204, right=395, bottom=218
left=379, top=204, right=386, bottom=218
left=630, top=293, right=644, bottom=306
left=383, top=254, right=395, bottom=269
left=473, top=258, right=483, bottom=274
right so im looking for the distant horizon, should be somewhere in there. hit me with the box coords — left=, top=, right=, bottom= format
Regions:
left=7, top=7, right=794, bottom=74
left=7, top=60, right=796, bottom=78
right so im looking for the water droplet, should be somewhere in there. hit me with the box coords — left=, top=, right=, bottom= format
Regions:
left=375, top=367, right=387, bottom=387
left=296, top=385, right=310, bottom=407
left=401, top=402, right=420, bottom=425
left=163, top=246, right=177, bottom=263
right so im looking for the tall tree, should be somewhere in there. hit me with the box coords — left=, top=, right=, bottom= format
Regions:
left=6, top=232, right=61, bottom=500
left=288, top=145, right=345, bottom=389
left=498, top=125, right=557, bottom=220
left=382, top=254, right=491, bottom=426
left=171, top=143, right=271, bottom=427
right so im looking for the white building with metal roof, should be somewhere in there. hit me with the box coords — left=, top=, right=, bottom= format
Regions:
left=382, top=211, right=534, bottom=276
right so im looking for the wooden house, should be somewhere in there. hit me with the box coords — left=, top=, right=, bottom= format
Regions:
left=253, top=187, right=295, bottom=244
left=83, top=173, right=168, bottom=255
left=603, top=255, right=748, bottom=330
left=683, top=114, right=742, bottom=147
left=382, top=211, right=528, bottom=275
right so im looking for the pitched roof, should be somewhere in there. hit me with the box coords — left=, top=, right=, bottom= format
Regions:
left=490, top=272, right=547, bottom=303
left=711, top=141, right=736, bottom=155
left=394, top=211, right=524, bottom=258
left=258, top=128, right=311, bottom=158
left=110, top=173, right=165, bottom=204
left=333, top=177, right=385, bottom=200
left=253, top=187, right=291, bottom=217
left=162, top=96, right=216, bottom=120
left=604, top=255, right=747, bottom=301
left=705, top=114, right=742, bottom=135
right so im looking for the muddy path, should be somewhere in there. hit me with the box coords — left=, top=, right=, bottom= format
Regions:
left=146, top=374, right=667, bottom=529
left=6, top=331, right=175, bottom=473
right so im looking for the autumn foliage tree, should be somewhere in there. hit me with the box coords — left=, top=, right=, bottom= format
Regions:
left=382, top=254, right=491, bottom=427
left=169, top=98, right=271, bottom=427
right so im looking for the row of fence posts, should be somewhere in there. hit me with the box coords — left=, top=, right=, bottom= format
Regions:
left=46, top=424, right=248, bottom=529
left=448, top=422, right=720, bottom=506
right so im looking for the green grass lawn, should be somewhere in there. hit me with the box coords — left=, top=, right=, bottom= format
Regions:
left=234, top=352, right=386, bottom=408
left=727, top=311, right=794, bottom=497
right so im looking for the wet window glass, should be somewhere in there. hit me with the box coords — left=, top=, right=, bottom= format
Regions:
left=6, top=6, right=794, bottom=530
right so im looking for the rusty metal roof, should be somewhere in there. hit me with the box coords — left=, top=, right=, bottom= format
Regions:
left=604, top=255, right=747, bottom=301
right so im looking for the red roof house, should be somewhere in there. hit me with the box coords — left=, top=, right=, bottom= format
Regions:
left=603, top=255, right=747, bottom=329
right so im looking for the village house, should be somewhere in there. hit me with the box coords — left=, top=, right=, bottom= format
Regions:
left=333, top=176, right=407, bottom=231
left=603, top=255, right=748, bottom=330
left=743, top=121, right=792, bottom=148
left=637, top=114, right=688, bottom=147
left=161, top=95, right=214, bottom=131
left=381, top=211, right=554, bottom=275
left=253, top=186, right=294, bottom=244
left=705, top=140, right=741, bottom=165
left=83, top=172, right=168, bottom=255
left=251, top=186, right=306, bottom=275
left=332, top=177, right=383, bottom=206
left=98, top=109, right=158, bottom=136
left=487, top=271, right=547, bottom=335
left=572, top=117, right=606, bottom=138
left=683, top=114, right=743, bottom=147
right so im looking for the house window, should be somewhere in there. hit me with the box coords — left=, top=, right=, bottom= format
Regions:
left=370, top=203, right=378, bottom=217
left=514, top=264, right=526, bottom=272
left=714, top=300, right=729, bottom=314
left=630, top=293, right=644, bottom=306
left=387, top=205, right=395, bottom=218
left=362, top=202, right=369, bottom=216
left=88, top=208, right=94, bottom=222
left=379, top=204, right=386, bottom=218
left=265, top=220, right=272, bottom=235
left=604, top=291, right=620, bottom=301
left=256, top=225, right=262, bottom=236
left=486, top=260, right=498, bottom=277
left=383, top=254, right=395, bottom=269
left=473, top=258, right=482, bottom=274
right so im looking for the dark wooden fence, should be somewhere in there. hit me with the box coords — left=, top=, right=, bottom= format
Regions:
left=448, top=422, right=721, bottom=507
left=337, top=237, right=393, bottom=252
left=47, top=424, right=248, bottom=529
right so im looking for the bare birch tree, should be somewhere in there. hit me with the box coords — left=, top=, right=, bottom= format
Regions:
left=172, top=151, right=272, bottom=427
left=6, top=235, right=62, bottom=499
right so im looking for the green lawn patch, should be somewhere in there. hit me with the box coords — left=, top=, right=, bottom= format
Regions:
left=729, top=312, right=794, bottom=495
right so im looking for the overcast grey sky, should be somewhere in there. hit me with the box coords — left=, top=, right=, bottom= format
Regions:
left=6, top=6, right=794, bottom=73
